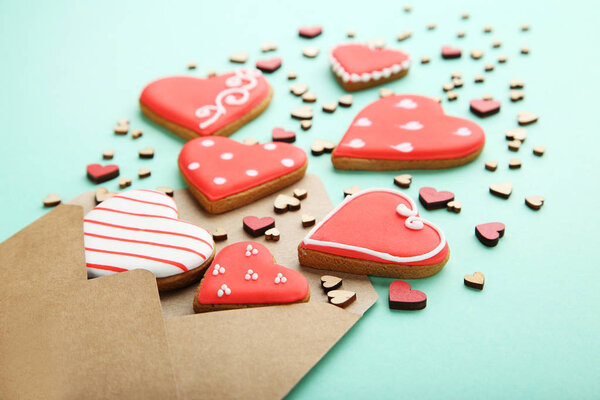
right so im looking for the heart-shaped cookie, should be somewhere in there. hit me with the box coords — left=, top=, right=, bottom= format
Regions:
left=329, top=43, right=410, bottom=91
left=179, top=136, right=307, bottom=213
left=194, top=242, right=310, bottom=312
left=332, top=94, right=485, bottom=170
left=83, top=189, right=215, bottom=291
left=139, top=68, right=272, bottom=140
left=475, top=222, right=505, bottom=247
left=388, top=280, right=427, bottom=310
left=299, top=188, right=449, bottom=278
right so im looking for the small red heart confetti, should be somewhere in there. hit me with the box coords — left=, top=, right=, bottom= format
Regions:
left=255, top=58, right=282, bottom=73
left=419, top=187, right=455, bottom=210
left=243, top=216, right=275, bottom=237
left=271, top=127, right=296, bottom=143
left=470, top=99, right=501, bottom=117
left=86, top=163, right=119, bottom=184
left=298, top=25, right=322, bottom=38
left=388, top=280, right=427, bottom=310
left=475, top=222, right=505, bottom=247
left=441, top=45, right=462, bottom=59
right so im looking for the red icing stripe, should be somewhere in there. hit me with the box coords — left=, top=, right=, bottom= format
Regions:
left=111, top=194, right=178, bottom=214
left=93, top=207, right=176, bottom=220
left=86, top=263, right=128, bottom=273
left=84, top=232, right=207, bottom=260
left=84, top=219, right=211, bottom=246
left=85, top=247, right=189, bottom=272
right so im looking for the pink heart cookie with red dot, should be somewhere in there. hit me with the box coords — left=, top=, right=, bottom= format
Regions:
left=331, top=94, right=485, bottom=170
left=139, top=68, right=272, bottom=140
left=299, top=188, right=449, bottom=278
left=179, top=136, right=307, bottom=214
left=194, top=241, right=310, bottom=313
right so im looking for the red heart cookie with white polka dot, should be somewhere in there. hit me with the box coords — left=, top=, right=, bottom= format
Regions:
left=299, top=188, right=449, bottom=278
left=179, top=136, right=308, bottom=214
left=194, top=241, right=310, bottom=313
left=329, top=43, right=410, bottom=91
left=332, top=94, right=485, bottom=170
left=139, top=68, right=273, bottom=140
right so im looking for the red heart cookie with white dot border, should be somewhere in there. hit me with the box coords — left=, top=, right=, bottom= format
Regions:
left=194, top=241, right=310, bottom=313
left=179, top=136, right=307, bottom=214
left=299, top=188, right=449, bottom=278
left=139, top=68, right=272, bottom=140
left=329, top=43, right=410, bottom=91
left=332, top=94, right=485, bottom=170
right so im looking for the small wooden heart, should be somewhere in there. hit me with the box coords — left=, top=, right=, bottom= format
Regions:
left=302, top=46, right=320, bottom=58
left=291, top=105, right=313, bottom=120
left=505, top=128, right=527, bottom=142
left=302, top=91, right=317, bottom=103
left=525, top=195, right=545, bottom=210
left=102, top=149, right=114, bottom=160
left=327, top=289, right=356, bottom=308
left=509, top=158, right=522, bottom=169
left=156, top=186, right=174, bottom=196
left=489, top=182, right=512, bottom=199
left=301, top=214, right=316, bottom=227
left=393, top=174, right=412, bottom=189
left=320, top=275, right=343, bottom=292
left=229, top=51, right=249, bottom=64
left=475, top=222, right=505, bottom=247
left=274, top=194, right=301, bottom=213
left=300, top=120, right=312, bottom=131
left=532, top=145, right=546, bottom=156
left=265, top=228, right=280, bottom=241
left=212, top=227, right=228, bottom=241
left=311, top=139, right=336, bottom=155
left=447, top=200, right=462, bottom=213
left=322, top=102, right=337, bottom=113
left=338, top=95, right=353, bottom=107
left=95, top=187, right=118, bottom=204
left=517, top=111, right=538, bottom=126
left=343, top=185, right=361, bottom=197
left=510, top=90, right=525, bottom=102
left=138, top=167, right=151, bottom=178
left=485, top=160, right=498, bottom=171
left=464, top=272, right=485, bottom=290
left=508, top=140, right=521, bottom=151
left=138, top=146, right=154, bottom=159
left=293, top=188, right=308, bottom=200
left=289, top=83, right=308, bottom=96
left=118, top=177, right=132, bottom=189
left=43, top=193, right=61, bottom=207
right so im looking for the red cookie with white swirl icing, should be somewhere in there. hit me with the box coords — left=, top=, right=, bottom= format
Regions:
left=139, top=68, right=273, bottom=140
left=179, top=136, right=308, bottom=214
left=330, top=43, right=410, bottom=91
left=298, top=188, right=449, bottom=278
left=194, top=241, right=310, bottom=313
left=84, top=189, right=215, bottom=291
left=331, top=94, right=485, bottom=170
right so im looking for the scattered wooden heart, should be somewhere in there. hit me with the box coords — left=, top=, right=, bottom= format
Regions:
left=87, top=163, right=119, bottom=184
left=510, top=78, right=525, bottom=89
left=470, top=99, right=501, bottom=117
left=118, top=177, right=132, bottom=189
left=475, top=222, right=505, bottom=247
left=293, top=188, right=308, bottom=200
left=388, top=280, right=427, bottom=310
left=102, top=149, right=114, bottom=160
left=471, top=49, right=484, bottom=59
left=485, top=160, right=498, bottom=171
left=404, top=5, right=412, bottom=12
left=533, top=145, right=546, bottom=156
left=379, top=88, right=394, bottom=98
left=521, top=46, right=530, bottom=54
left=522, top=24, right=531, bottom=31
left=212, top=227, right=228, bottom=241
left=302, top=46, right=319, bottom=58
left=255, top=57, right=282, bottom=73
left=156, top=186, right=173, bottom=196
left=242, top=137, right=259, bottom=146
left=291, top=105, right=313, bottom=120
left=474, top=74, right=485, bottom=83
left=441, top=45, right=462, bottom=59
left=343, top=185, right=361, bottom=197
left=243, top=216, right=275, bottom=237
left=42, top=193, right=61, bottom=207
left=442, top=82, right=454, bottom=92
left=311, top=139, right=335, bottom=155
left=484, top=63, right=494, bottom=72
left=489, top=182, right=512, bottom=199
left=338, top=94, right=353, bottom=107
left=95, top=187, right=118, bottom=204
left=187, top=61, right=197, bottom=70
left=492, top=40, right=502, bottom=48
left=510, top=90, right=525, bottom=102
left=327, top=289, right=356, bottom=308
left=273, top=194, right=301, bottom=213
left=229, top=51, right=249, bottom=64
left=287, top=71, right=297, bottom=80
left=464, top=272, right=485, bottom=290
left=393, top=174, right=412, bottom=189
left=265, top=228, right=280, bottom=241
left=320, top=275, right=343, bottom=292
left=419, top=187, right=455, bottom=210
left=426, top=22, right=436, bottom=30
left=482, top=93, right=493, bottom=101
left=117, top=118, right=129, bottom=126
left=518, top=111, right=538, bottom=126
left=457, top=30, right=466, bottom=38
left=138, top=167, right=151, bottom=178
left=114, top=125, right=128, bottom=135
left=497, top=54, right=508, bottom=63
left=397, top=31, right=411, bottom=41
left=322, top=102, right=337, bottom=113
left=509, top=158, right=522, bottom=169
left=272, top=127, right=296, bottom=143
left=505, top=128, right=527, bottom=142
left=452, top=78, right=464, bottom=88
left=346, top=30, right=356, bottom=38
left=260, top=41, right=278, bottom=52
left=483, top=25, right=493, bottom=33
left=461, top=12, right=470, bottom=19
left=508, top=140, right=521, bottom=152
left=302, top=91, right=317, bottom=103
left=289, top=83, right=308, bottom=96
left=451, top=71, right=462, bottom=79
left=131, top=129, right=143, bottom=139
left=138, top=146, right=154, bottom=159
left=447, top=91, right=458, bottom=101
left=525, top=195, right=545, bottom=210
left=300, top=120, right=312, bottom=131
left=447, top=200, right=462, bottom=213
left=298, top=25, right=322, bottom=38
left=421, top=56, right=430, bottom=64
left=301, top=214, right=316, bottom=227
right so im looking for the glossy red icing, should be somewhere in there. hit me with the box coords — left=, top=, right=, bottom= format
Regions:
left=332, top=94, right=485, bottom=161
left=197, top=242, right=309, bottom=305
left=178, top=136, right=307, bottom=201
left=139, top=69, right=271, bottom=137
left=331, top=43, right=410, bottom=75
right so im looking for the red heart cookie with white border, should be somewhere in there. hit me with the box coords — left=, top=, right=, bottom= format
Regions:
left=331, top=94, right=485, bottom=170
left=139, top=68, right=272, bottom=140
left=194, top=241, right=309, bottom=312
left=299, top=188, right=449, bottom=278
left=84, top=189, right=215, bottom=291
left=329, top=43, right=410, bottom=91
left=179, top=136, right=307, bottom=213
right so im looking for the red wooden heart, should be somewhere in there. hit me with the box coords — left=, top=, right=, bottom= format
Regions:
left=441, top=45, right=462, bottom=59
left=475, top=222, right=505, bottom=247
left=272, top=127, right=296, bottom=143
left=298, top=25, right=322, bottom=38
left=243, top=216, right=275, bottom=237
left=86, top=163, right=119, bottom=184
left=301, top=188, right=448, bottom=266
left=196, top=242, right=309, bottom=307
left=332, top=94, right=485, bottom=167
left=179, top=136, right=307, bottom=202
left=330, top=43, right=410, bottom=83
left=388, top=280, right=427, bottom=310
left=255, top=58, right=282, bottom=73
left=139, top=68, right=271, bottom=138
left=419, top=187, right=455, bottom=210
left=470, top=99, right=501, bottom=117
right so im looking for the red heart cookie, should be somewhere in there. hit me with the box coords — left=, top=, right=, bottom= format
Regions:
left=475, top=222, right=505, bottom=247
left=388, top=280, right=427, bottom=310
left=84, top=189, right=215, bottom=291
left=331, top=94, right=485, bottom=170
left=299, top=188, right=449, bottom=278
left=194, top=241, right=310, bottom=312
left=87, top=163, right=119, bottom=184
left=329, top=43, right=410, bottom=91
left=179, top=136, right=307, bottom=214
left=139, top=68, right=272, bottom=140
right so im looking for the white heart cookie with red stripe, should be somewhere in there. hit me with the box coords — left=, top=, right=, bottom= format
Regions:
left=179, top=136, right=308, bottom=214
left=299, top=188, right=449, bottom=278
left=331, top=94, right=485, bottom=170
left=84, top=189, right=215, bottom=290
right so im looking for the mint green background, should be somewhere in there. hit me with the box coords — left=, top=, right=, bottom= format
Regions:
left=1, top=0, right=598, bottom=398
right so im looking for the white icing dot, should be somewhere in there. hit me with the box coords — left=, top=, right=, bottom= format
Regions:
left=212, top=269, right=219, bottom=276
left=221, top=284, right=227, bottom=290
left=281, top=158, right=294, bottom=167
left=248, top=269, right=253, bottom=274
left=281, top=277, right=287, bottom=283
left=274, top=277, right=281, bottom=284
left=245, top=274, right=251, bottom=280
left=264, top=143, right=277, bottom=150
left=202, top=139, right=215, bottom=147
left=213, top=177, right=226, bottom=185
left=245, top=251, right=251, bottom=257
left=219, top=266, right=225, bottom=274
left=217, top=289, right=224, bottom=297
left=252, top=273, right=258, bottom=280
left=252, top=248, right=258, bottom=255
left=246, top=169, right=258, bottom=177
left=247, top=245, right=252, bottom=251
left=188, top=162, right=200, bottom=170
left=220, top=152, right=233, bottom=160
left=224, top=287, right=231, bottom=295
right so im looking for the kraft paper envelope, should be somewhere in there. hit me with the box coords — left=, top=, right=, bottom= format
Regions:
left=0, top=173, right=377, bottom=399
